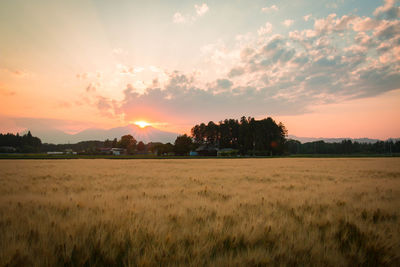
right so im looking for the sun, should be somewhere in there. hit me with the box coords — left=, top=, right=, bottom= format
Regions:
left=134, top=121, right=151, bottom=128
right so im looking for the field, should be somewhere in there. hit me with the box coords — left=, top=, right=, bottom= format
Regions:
left=0, top=159, right=399, bottom=266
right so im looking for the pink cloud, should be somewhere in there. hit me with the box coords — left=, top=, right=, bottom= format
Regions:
left=352, top=17, right=381, bottom=31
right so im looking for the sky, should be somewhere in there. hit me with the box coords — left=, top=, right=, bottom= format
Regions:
left=0, top=0, right=399, bottom=140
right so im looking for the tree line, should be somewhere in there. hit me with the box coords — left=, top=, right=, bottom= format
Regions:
left=0, top=131, right=42, bottom=153
left=1, top=123, right=399, bottom=156
left=286, top=139, right=400, bottom=155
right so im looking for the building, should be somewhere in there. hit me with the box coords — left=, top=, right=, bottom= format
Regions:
left=195, top=144, right=218, bottom=156
left=110, top=148, right=126, bottom=155
left=189, top=151, right=198, bottom=156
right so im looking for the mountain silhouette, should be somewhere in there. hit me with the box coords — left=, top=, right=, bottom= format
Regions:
left=22, top=125, right=178, bottom=144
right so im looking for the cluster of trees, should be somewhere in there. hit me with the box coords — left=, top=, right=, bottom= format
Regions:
left=191, top=116, right=287, bottom=155
left=103, top=135, right=174, bottom=155
left=286, top=139, right=400, bottom=154
left=0, top=132, right=42, bottom=153
left=103, top=135, right=140, bottom=154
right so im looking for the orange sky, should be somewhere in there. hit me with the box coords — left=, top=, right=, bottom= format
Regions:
left=276, top=89, right=400, bottom=139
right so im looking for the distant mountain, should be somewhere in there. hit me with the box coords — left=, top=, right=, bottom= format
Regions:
left=23, top=125, right=179, bottom=144
left=288, top=135, right=383, bottom=144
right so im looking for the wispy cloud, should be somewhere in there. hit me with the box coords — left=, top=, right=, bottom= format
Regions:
left=1, top=68, right=33, bottom=78
left=261, top=5, right=278, bottom=13
left=304, top=14, right=312, bottom=21
left=195, top=3, right=209, bottom=16
left=258, top=22, right=273, bottom=36
left=173, top=12, right=186, bottom=24
left=283, top=19, right=294, bottom=27
left=173, top=3, right=209, bottom=24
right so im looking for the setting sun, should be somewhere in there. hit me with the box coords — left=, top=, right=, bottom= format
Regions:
left=134, top=121, right=151, bottom=128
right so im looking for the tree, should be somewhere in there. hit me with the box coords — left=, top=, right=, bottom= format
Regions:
left=137, top=141, right=146, bottom=152
left=163, top=143, right=174, bottom=155
left=285, top=139, right=301, bottom=154
left=152, top=142, right=174, bottom=156
left=112, top=138, right=118, bottom=148
left=118, top=135, right=137, bottom=154
left=205, top=121, right=218, bottom=144
left=104, top=139, right=113, bottom=148
left=174, top=134, right=193, bottom=155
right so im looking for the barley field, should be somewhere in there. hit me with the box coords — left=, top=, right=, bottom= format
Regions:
left=0, top=158, right=399, bottom=266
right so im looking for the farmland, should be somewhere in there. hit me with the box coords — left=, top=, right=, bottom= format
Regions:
left=0, top=158, right=399, bottom=266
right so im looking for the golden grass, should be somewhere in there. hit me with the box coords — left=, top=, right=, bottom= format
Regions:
left=0, top=158, right=399, bottom=266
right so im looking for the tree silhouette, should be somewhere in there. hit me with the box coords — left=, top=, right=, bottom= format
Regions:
left=118, top=135, right=137, bottom=154
left=112, top=138, right=118, bottom=148
left=174, top=134, right=193, bottom=155
left=137, top=141, right=146, bottom=152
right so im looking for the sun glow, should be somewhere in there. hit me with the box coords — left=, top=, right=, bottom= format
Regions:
left=134, top=121, right=151, bottom=128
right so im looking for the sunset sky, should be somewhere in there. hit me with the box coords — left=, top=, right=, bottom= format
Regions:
left=0, top=0, right=399, bottom=140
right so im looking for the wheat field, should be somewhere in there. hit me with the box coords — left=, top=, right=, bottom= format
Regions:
left=0, top=158, right=399, bottom=266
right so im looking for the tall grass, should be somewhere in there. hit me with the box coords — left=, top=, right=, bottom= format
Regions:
left=0, top=158, right=399, bottom=266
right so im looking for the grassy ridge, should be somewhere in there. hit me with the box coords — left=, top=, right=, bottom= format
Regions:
left=0, top=159, right=399, bottom=266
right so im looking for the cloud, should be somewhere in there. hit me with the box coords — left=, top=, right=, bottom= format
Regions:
left=374, top=0, right=400, bottom=19
left=374, top=20, right=400, bottom=40
left=173, top=12, right=186, bottom=24
left=195, top=3, right=209, bottom=16
left=173, top=3, right=209, bottom=24
left=261, top=5, right=278, bottom=13
left=86, top=82, right=100, bottom=93
left=283, top=19, right=294, bottom=27
left=1, top=68, right=32, bottom=78
left=304, top=14, right=312, bottom=21
left=116, top=64, right=145, bottom=75
left=12, top=70, right=28, bottom=77
left=216, top=79, right=233, bottom=89
left=228, top=67, right=245, bottom=78
left=352, top=17, right=381, bottom=31
left=313, top=14, right=357, bottom=35
left=258, top=22, right=272, bottom=36
left=113, top=75, right=308, bottom=123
